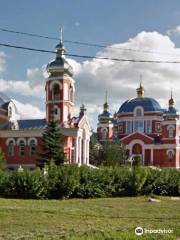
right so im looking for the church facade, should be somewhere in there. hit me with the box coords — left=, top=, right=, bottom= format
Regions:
left=0, top=36, right=91, bottom=169
left=97, top=84, right=180, bottom=168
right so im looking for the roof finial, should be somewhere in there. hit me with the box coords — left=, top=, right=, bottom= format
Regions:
left=60, top=27, right=63, bottom=43
left=169, top=88, right=174, bottom=109
left=103, top=90, right=109, bottom=112
left=136, top=76, right=144, bottom=98
left=140, top=74, right=143, bottom=87
left=105, top=90, right=108, bottom=103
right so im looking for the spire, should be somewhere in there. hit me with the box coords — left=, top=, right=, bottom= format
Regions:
left=56, top=27, right=66, bottom=55
left=169, top=88, right=175, bottom=109
left=103, top=90, right=109, bottom=111
left=136, top=76, right=144, bottom=98
left=60, top=27, right=63, bottom=44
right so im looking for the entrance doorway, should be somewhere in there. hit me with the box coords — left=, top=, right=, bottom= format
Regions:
left=132, top=143, right=143, bottom=164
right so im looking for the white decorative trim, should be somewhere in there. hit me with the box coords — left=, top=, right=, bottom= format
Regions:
left=46, top=100, right=74, bottom=105
left=49, top=81, right=63, bottom=90
left=27, top=138, right=38, bottom=146
left=17, top=138, right=26, bottom=145
left=118, top=110, right=163, bottom=117
left=134, top=106, right=144, bottom=117
left=46, top=75, right=75, bottom=83
left=0, top=129, right=44, bottom=138
left=166, top=149, right=175, bottom=155
left=121, top=132, right=154, bottom=142
left=6, top=138, right=16, bottom=146
left=162, top=120, right=177, bottom=125
left=117, top=115, right=163, bottom=122
left=167, top=125, right=175, bottom=130
left=97, top=123, right=114, bottom=128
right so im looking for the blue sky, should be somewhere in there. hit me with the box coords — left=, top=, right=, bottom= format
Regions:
left=1, top=0, right=180, bottom=128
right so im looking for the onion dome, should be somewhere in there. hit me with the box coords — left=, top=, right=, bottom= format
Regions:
left=118, top=84, right=163, bottom=113
left=46, top=29, right=73, bottom=76
left=164, top=90, right=178, bottom=117
left=98, top=91, right=112, bottom=120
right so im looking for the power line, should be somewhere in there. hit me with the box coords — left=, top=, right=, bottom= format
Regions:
left=0, top=41, right=180, bottom=64
left=0, top=27, right=179, bottom=56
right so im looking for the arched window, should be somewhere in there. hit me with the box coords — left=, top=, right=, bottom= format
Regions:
left=168, top=127, right=174, bottom=138
left=19, top=140, right=25, bottom=157
left=8, top=140, right=14, bottom=157
left=167, top=150, right=174, bottom=161
left=53, top=84, right=60, bottom=100
left=136, top=108, right=142, bottom=117
left=102, top=128, right=108, bottom=139
left=29, top=140, right=36, bottom=158
left=53, top=106, right=60, bottom=121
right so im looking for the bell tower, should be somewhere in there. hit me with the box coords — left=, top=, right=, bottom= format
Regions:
left=45, top=29, right=75, bottom=124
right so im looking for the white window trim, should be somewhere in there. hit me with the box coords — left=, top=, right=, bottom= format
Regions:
left=27, top=138, right=38, bottom=146
left=134, top=106, right=144, bottom=117
left=17, top=138, right=26, bottom=146
left=6, top=138, right=16, bottom=146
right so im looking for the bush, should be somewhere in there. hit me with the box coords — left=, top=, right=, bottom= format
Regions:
left=0, top=165, right=179, bottom=199
left=0, top=170, right=9, bottom=195
left=152, top=168, right=180, bottom=196
left=47, top=163, right=80, bottom=199
left=74, top=166, right=114, bottom=198
left=4, top=169, right=48, bottom=199
left=112, top=166, right=133, bottom=196
left=132, top=166, right=149, bottom=195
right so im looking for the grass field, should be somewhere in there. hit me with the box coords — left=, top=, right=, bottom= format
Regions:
left=0, top=197, right=179, bottom=240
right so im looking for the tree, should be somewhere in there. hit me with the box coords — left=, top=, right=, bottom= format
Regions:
left=0, top=147, right=6, bottom=170
left=100, top=141, right=126, bottom=166
left=89, top=131, right=102, bottom=166
left=40, top=120, right=65, bottom=167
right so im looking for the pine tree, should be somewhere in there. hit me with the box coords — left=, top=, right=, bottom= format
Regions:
left=40, top=120, right=65, bottom=167
left=0, top=147, right=6, bottom=170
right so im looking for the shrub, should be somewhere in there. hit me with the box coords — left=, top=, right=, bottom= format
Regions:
left=47, top=163, right=80, bottom=199
left=152, top=168, right=180, bottom=196
left=0, top=170, right=9, bottom=196
left=131, top=166, right=149, bottom=195
left=112, top=166, right=133, bottom=196
left=74, top=166, right=114, bottom=198
left=4, top=169, right=48, bottom=199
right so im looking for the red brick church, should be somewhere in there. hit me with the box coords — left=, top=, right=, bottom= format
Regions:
left=0, top=34, right=91, bottom=169
left=97, top=84, right=180, bottom=168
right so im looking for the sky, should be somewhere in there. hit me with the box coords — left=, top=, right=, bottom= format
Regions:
left=1, top=0, right=180, bottom=129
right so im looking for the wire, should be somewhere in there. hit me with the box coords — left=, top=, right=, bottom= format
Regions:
left=0, top=27, right=179, bottom=56
left=0, top=42, right=180, bottom=64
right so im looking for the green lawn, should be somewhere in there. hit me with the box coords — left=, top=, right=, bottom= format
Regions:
left=0, top=197, right=179, bottom=240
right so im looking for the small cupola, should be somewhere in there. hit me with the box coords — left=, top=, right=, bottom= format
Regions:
left=46, top=28, right=73, bottom=76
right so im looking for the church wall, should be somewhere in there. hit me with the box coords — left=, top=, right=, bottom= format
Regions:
left=153, top=149, right=176, bottom=167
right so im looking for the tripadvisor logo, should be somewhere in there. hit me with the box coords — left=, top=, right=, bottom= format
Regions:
left=135, top=226, right=144, bottom=236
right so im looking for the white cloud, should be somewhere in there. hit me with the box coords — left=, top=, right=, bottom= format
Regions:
left=2, top=31, right=180, bottom=129
left=70, top=31, right=180, bottom=128
left=167, top=25, right=180, bottom=36
left=13, top=99, right=45, bottom=119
